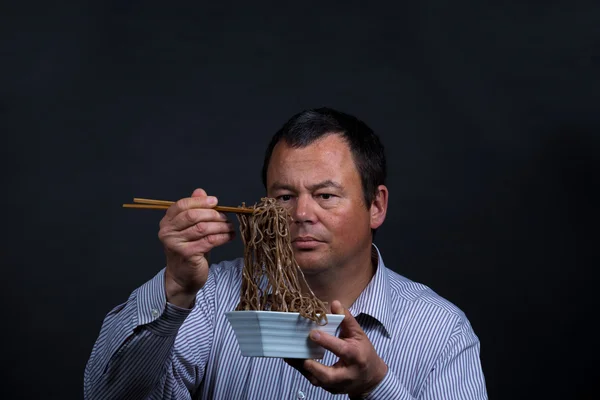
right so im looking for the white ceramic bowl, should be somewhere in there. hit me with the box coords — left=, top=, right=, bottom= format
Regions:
left=225, top=310, right=345, bottom=359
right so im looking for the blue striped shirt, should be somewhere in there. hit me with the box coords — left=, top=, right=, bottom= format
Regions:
left=84, top=246, right=487, bottom=399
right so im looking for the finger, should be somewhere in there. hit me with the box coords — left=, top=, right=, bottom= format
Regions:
left=303, top=359, right=345, bottom=386
left=168, top=208, right=229, bottom=231
left=165, top=193, right=218, bottom=220
left=308, top=330, right=349, bottom=359
left=179, top=221, right=236, bottom=242
left=284, top=358, right=307, bottom=374
left=178, top=231, right=236, bottom=256
left=284, top=359, right=310, bottom=381
left=331, top=300, right=363, bottom=339
left=284, top=359, right=320, bottom=387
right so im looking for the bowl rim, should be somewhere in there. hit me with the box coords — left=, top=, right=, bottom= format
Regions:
left=225, top=310, right=345, bottom=319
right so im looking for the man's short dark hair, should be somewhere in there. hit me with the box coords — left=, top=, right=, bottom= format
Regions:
left=261, top=107, right=387, bottom=207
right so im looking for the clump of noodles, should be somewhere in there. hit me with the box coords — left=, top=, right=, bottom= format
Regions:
left=235, top=197, right=328, bottom=325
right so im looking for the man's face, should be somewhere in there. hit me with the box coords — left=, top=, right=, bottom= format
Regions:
left=266, top=134, right=378, bottom=275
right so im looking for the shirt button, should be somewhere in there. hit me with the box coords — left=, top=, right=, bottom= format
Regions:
left=297, top=390, right=305, bottom=399
left=151, top=308, right=159, bottom=317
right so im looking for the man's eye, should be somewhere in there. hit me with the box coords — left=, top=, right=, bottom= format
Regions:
left=319, top=194, right=333, bottom=200
left=278, top=195, right=292, bottom=201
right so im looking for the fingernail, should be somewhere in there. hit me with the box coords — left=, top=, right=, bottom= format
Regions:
left=207, top=196, right=217, bottom=205
left=310, top=331, right=320, bottom=341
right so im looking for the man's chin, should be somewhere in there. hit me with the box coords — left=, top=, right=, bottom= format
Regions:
left=294, top=253, right=330, bottom=276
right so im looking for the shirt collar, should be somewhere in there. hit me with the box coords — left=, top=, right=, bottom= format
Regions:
left=347, top=244, right=394, bottom=338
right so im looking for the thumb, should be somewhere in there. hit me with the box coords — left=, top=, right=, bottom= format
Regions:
left=331, top=300, right=363, bottom=338
left=331, top=300, right=345, bottom=315
left=191, top=188, right=208, bottom=198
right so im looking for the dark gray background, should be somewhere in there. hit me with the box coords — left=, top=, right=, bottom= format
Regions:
left=2, top=1, right=598, bottom=399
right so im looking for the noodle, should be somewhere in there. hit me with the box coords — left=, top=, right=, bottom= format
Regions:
left=235, top=197, right=328, bottom=325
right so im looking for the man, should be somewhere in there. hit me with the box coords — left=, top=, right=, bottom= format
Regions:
left=84, top=108, right=488, bottom=399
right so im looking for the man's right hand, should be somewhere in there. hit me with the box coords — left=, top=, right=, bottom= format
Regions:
left=158, top=188, right=236, bottom=308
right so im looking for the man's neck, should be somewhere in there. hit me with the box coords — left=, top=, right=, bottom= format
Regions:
left=302, top=247, right=377, bottom=312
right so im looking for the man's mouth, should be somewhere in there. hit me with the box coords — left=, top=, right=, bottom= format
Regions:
left=292, top=236, right=322, bottom=249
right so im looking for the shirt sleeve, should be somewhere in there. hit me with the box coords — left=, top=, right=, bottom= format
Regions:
left=362, top=318, right=487, bottom=400
left=83, top=267, right=216, bottom=399
left=360, top=368, right=416, bottom=400
left=417, top=318, right=488, bottom=400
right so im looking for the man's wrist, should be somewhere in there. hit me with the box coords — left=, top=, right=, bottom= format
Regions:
left=349, top=360, right=388, bottom=399
left=165, top=274, right=197, bottom=309
left=166, top=291, right=196, bottom=309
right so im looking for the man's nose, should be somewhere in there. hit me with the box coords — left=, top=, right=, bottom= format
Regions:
left=291, top=195, right=316, bottom=224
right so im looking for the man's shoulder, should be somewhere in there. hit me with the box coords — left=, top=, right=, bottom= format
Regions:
left=383, top=266, right=468, bottom=323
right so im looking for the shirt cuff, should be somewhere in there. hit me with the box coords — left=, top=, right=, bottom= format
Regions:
left=135, top=268, right=193, bottom=336
left=364, top=367, right=414, bottom=400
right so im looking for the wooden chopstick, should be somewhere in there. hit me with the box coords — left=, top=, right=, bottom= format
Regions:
left=122, top=204, right=170, bottom=210
left=134, top=198, right=174, bottom=205
left=122, top=197, right=255, bottom=214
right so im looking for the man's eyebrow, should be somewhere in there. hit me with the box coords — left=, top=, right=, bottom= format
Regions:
left=307, top=180, right=343, bottom=191
left=269, top=182, right=294, bottom=192
left=269, top=180, right=343, bottom=192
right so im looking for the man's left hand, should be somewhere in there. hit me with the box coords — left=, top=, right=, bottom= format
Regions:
left=285, top=300, right=388, bottom=397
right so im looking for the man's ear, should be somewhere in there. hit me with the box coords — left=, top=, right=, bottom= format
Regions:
left=370, top=185, right=388, bottom=230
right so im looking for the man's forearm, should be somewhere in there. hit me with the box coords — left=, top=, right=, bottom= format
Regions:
left=84, top=324, right=180, bottom=399
left=84, top=271, right=194, bottom=399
